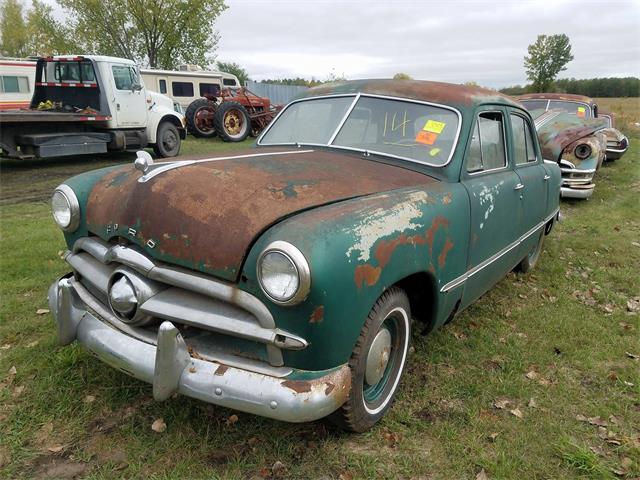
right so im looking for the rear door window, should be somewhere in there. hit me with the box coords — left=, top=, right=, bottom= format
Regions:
left=466, top=112, right=507, bottom=173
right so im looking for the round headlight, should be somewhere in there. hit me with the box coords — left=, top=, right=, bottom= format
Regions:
left=257, top=241, right=311, bottom=305
left=51, top=185, right=80, bottom=232
left=574, top=144, right=592, bottom=160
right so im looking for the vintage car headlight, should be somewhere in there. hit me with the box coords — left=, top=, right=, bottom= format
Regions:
left=257, top=241, right=311, bottom=305
left=574, top=144, right=592, bottom=160
left=51, top=185, right=80, bottom=232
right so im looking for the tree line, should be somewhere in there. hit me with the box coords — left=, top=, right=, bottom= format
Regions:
left=500, top=77, right=640, bottom=98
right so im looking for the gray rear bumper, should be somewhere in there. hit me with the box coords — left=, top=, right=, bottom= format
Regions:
left=48, top=276, right=351, bottom=423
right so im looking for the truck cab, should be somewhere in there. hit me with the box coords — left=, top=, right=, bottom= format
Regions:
left=1, top=55, right=185, bottom=160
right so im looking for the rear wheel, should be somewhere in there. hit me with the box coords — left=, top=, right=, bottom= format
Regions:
left=330, top=287, right=411, bottom=432
left=214, top=102, right=251, bottom=142
left=153, top=122, right=181, bottom=158
left=185, top=98, right=217, bottom=138
left=517, top=229, right=544, bottom=273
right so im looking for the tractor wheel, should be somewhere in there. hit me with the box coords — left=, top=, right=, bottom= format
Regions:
left=214, top=102, right=251, bottom=142
left=185, top=98, right=217, bottom=138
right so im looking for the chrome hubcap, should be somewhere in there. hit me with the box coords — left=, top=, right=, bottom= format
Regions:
left=365, top=328, right=392, bottom=386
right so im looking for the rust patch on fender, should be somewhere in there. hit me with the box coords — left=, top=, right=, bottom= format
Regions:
left=426, top=216, right=450, bottom=255
left=309, top=306, right=325, bottom=324
left=375, top=233, right=428, bottom=268
left=438, top=238, right=454, bottom=268
left=442, top=192, right=452, bottom=204
left=325, top=382, right=335, bottom=395
left=354, top=264, right=382, bottom=288
left=281, top=380, right=313, bottom=394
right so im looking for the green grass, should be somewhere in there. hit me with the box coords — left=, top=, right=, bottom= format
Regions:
left=1, top=135, right=639, bottom=479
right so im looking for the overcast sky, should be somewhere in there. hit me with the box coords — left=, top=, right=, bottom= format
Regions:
left=213, top=0, right=640, bottom=88
left=37, top=0, right=640, bottom=88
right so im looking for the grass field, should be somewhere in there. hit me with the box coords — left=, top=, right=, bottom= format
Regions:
left=1, top=126, right=639, bottom=479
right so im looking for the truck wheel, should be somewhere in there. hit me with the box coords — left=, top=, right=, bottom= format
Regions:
left=329, top=287, right=411, bottom=432
left=153, top=122, right=181, bottom=158
left=185, top=98, right=217, bottom=138
left=517, top=229, right=544, bottom=273
left=214, top=102, right=251, bottom=142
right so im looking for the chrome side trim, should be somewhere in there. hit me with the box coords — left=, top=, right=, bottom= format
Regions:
left=440, top=208, right=559, bottom=293
left=138, top=150, right=315, bottom=183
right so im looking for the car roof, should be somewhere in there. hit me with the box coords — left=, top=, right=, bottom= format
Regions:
left=518, top=92, right=595, bottom=105
left=300, top=79, right=523, bottom=111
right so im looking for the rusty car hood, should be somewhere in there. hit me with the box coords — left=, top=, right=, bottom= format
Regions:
left=533, top=110, right=606, bottom=162
left=86, top=147, right=436, bottom=281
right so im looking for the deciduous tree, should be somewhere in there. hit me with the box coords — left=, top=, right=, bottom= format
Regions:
left=216, top=61, right=249, bottom=85
left=58, top=0, right=227, bottom=69
left=524, top=34, right=574, bottom=92
left=0, top=0, right=29, bottom=57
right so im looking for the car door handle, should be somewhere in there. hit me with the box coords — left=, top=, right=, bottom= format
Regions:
left=514, top=183, right=525, bottom=190
left=543, top=175, right=551, bottom=181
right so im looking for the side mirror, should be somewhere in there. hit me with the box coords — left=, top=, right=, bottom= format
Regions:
left=131, top=83, right=143, bottom=92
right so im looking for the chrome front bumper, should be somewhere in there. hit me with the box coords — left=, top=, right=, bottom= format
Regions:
left=48, top=276, right=351, bottom=423
left=560, top=167, right=596, bottom=199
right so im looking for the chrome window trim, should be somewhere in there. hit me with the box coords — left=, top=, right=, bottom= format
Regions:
left=465, top=110, right=509, bottom=176
left=521, top=99, right=550, bottom=112
left=258, top=93, right=463, bottom=168
left=546, top=100, right=593, bottom=118
left=534, top=109, right=563, bottom=129
left=257, top=241, right=311, bottom=306
left=440, top=207, right=560, bottom=293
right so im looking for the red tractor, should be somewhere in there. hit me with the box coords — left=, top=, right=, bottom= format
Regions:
left=185, top=88, right=282, bottom=142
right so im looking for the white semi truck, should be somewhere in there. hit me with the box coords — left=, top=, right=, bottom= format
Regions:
left=0, top=55, right=186, bottom=159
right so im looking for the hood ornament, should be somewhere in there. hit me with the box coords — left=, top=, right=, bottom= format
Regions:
left=134, top=151, right=154, bottom=174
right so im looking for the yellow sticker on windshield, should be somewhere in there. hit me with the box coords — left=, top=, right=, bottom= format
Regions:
left=577, top=106, right=586, bottom=118
left=423, top=120, right=446, bottom=134
left=430, top=148, right=441, bottom=157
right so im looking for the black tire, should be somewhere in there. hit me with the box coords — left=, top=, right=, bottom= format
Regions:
left=153, top=122, right=181, bottom=158
left=185, top=98, right=217, bottom=138
left=214, top=102, right=251, bottom=142
left=517, top=229, right=544, bottom=273
left=329, top=287, right=411, bottom=432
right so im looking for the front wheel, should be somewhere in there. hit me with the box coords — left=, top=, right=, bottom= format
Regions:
left=330, top=287, right=411, bottom=432
left=214, top=102, right=251, bottom=142
left=153, top=122, right=181, bottom=158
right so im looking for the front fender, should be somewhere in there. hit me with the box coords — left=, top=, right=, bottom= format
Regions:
left=240, top=184, right=470, bottom=371
left=147, top=110, right=186, bottom=143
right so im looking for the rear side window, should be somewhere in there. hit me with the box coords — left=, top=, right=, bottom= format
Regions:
left=199, top=82, right=220, bottom=96
left=159, top=79, right=167, bottom=94
left=510, top=115, right=537, bottom=165
left=467, top=112, right=506, bottom=172
left=172, top=81, right=194, bottom=97
left=223, top=78, right=237, bottom=86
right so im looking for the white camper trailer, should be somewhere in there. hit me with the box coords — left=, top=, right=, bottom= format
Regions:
left=140, top=65, right=240, bottom=110
left=0, top=58, right=37, bottom=110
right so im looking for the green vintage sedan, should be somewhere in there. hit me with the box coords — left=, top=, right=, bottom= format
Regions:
left=48, top=80, right=561, bottom=432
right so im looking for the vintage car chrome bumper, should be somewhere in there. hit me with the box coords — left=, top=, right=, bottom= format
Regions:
left=48, top=276, right=351, bottom=423
left=560, top=167, right=596, bottom=199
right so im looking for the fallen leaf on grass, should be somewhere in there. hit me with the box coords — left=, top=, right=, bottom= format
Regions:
left=452, top=331, right=467, bottom=340
left=493, top=398, right=512, bottom=410
left=26, top=341, right=39, bottom=348
left=151, top=418, right=166, bottom=433
left=602, top=304, right=615, bottom=314
left=510, top=408, right=523, bottom=419
left=83, top=395, right=95, bottom=403
left=528, top=398, right=537, bottom=408
left=47, top=445, right=64, bottom=453
left=8, top=366, right=16, bottom=375
left=12, top=385, right=25, bottom=397
left=589, top=446, right=606, bottom=457
left=632, top=241, right=640, bottom=248
left=588, top=416, right=608, bottom=427
left=608, top=371, right=618, bottom=381
left=226, top=414, right=239, bottom=426
left=623, top=380, right=634, bottom=387
left=271, top=460, right=287, bottom=478
left=518, top=294, right=527, bottom=299
left=36, top=309, right=50, bottom=315
left=383, top=431, right=401, bottom=447
left=625, top=352, right=639, bottom=360
left=0, top=344, right=11, bottom=350
left=525, top=371, right=539, bottom=380
left=627, top=298, right=640, bottom=312
left=487, top=432, right=499, bottom=442
left=618, top=322, right=633, bottom=330
left=476, top=468, right=489, bottom=480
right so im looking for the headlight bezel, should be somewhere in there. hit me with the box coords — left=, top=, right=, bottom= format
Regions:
left=574, top=143, right=592, bottom=160
left=51, top=184, right=80, bottom=232
left=257, top=241, right=311, bottom=306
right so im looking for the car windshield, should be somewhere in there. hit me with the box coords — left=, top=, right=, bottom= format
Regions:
left=547, top=100, right=592, bottom=118
left=260, top=95, right=460, bottom=166
left=520, top=99, right=549, bottom=111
